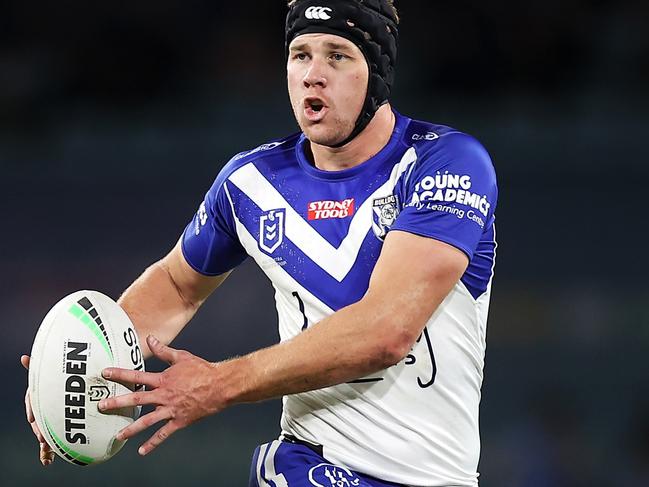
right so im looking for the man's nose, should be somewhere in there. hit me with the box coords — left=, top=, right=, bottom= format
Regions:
left=303, top=58, right=327, bottom=88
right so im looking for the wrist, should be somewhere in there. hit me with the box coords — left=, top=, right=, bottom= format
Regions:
left=210, top=355, right=251, bottom=408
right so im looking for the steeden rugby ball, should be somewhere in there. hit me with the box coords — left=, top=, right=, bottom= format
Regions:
left=29, top=290, right=145, bottom=466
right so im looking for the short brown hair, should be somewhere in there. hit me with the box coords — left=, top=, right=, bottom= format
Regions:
left=287, top=0, right=399, bottom=24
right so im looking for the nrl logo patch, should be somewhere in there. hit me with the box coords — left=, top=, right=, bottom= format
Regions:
left=259, top=209, right=285, bottom=254
left=372, top=194, right=399, bottom=240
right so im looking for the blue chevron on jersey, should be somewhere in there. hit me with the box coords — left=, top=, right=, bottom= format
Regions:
left=226, top=178, right=381, bottom=310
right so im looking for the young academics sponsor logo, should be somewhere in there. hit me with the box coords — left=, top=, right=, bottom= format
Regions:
left=372, top=194, right=399, bottom=240
left=407, top=172, right=492, bottom=228
left=307, top=198, right=355, bottom=220
left=259, top=209, right=285, bottom=254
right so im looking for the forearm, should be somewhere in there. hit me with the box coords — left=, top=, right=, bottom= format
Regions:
left=212, top=234, right=467, bottom=408
left=216, top=296, right=415, bottom=406
left=117, top=241, right=229, bottom=359
left=118, top=261, right=199, bottom=359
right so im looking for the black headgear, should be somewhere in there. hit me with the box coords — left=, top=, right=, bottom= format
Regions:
left=285, top=0, right=399, bottom=148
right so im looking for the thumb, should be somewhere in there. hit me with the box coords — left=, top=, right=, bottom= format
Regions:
left=147, top=335, right=179, bottom=365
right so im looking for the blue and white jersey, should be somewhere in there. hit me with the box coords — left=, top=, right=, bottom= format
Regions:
left=182, top=110, right=497, bottom=487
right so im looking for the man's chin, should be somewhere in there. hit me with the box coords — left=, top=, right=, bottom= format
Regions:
left=301, top=124, right=350, bottom=148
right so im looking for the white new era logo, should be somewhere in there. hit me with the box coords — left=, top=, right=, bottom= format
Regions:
left=305, top=6, right=332, bottom=20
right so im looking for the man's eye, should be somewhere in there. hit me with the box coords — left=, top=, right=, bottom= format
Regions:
left=331, top=53, right=346, bottom=61
left=294, top=53, right=308, bottom=61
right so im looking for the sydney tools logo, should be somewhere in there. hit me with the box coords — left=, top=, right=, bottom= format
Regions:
left=308, top=199, right=355, bottom=220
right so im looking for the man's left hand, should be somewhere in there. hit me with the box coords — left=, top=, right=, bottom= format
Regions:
left=98, top=335, right=224, bottom=456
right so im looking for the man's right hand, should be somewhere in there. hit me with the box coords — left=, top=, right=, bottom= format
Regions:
left=21, top=355, right=55, bottom=466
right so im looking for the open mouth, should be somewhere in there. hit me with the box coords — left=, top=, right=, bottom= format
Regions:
left=304, top=97, right=328, bottom=120
left=310, top=101, right=324, bottom=112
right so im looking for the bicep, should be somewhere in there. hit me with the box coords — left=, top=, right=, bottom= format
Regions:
left=161, top=240, right=231, bottom=308
left=365, top=230, right=469, bottom=338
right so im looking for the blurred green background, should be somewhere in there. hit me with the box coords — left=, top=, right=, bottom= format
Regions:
left=2, top=1, right=648, bottom=486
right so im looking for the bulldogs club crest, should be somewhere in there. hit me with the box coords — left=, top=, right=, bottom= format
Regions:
left=372, top=194, right=399, bottom=240
left=308, top=463, right=361, bottom=487
left=259, top=209, right=285, bottom=254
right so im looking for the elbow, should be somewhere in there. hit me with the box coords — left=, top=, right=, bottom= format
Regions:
left=376, top=325, right=420, bottom=368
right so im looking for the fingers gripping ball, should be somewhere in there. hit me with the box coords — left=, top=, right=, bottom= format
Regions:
left=28, top=291, right=145, bottom=466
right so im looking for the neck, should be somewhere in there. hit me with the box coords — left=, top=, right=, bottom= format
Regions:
left=308, top=104, right=396, bottom=172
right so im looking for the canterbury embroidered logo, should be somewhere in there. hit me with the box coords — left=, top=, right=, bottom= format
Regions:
left=305, top=6, right=332, bottom=20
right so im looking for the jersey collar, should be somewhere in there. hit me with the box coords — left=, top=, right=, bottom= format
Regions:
left=295, top=109, right=410, bottom=181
